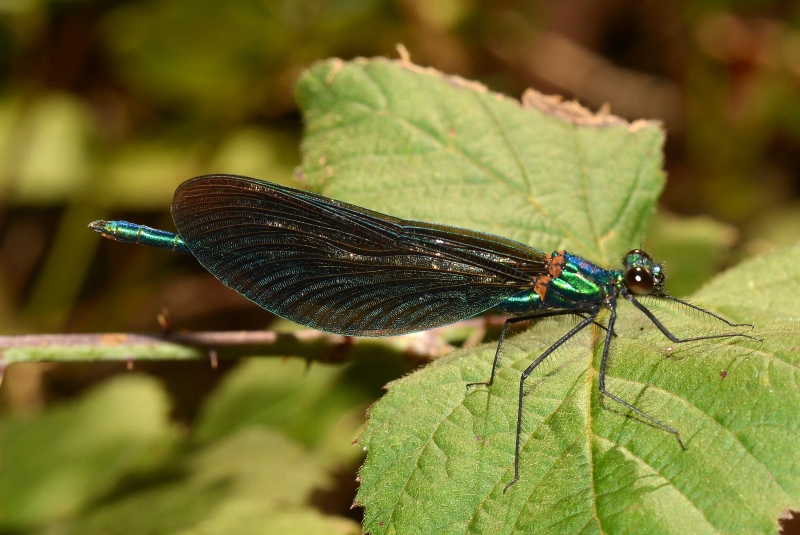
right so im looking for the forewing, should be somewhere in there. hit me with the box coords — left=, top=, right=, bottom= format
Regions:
left=171, top=175, right=548, bottom=336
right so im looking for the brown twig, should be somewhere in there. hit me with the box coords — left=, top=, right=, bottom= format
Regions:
left=0, top=317, right=506, bottom=367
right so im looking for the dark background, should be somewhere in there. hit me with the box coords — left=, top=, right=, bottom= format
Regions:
left=0, top=0, right=797, bottom=532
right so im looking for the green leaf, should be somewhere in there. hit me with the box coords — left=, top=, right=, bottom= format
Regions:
left=292, top=58, right=798, bottom=533
left=693, top=240, right=800, bottom=325
left=0, top=375, right=175, bottom=529
left=194, top=351, right=424, bottom=468
left=64, top=428, right=360, bottom=535
left=643, top=211, right=738, bottom=296
left=0, top=93, right=93, bottom=204
left=194, top=358, right=372, bottom=466
left=99, top=0, right=388, bottom=118
left=296, top=57, right=665, bottom=265
left=356, top=243, right=800, bottom=534
left=96, top=138, right=202, bottom=209
left=746, top=202, right=800, bottom=252
left=207, top=126, right=300, bottom=186
left=94, top=127, right=300, bottom=209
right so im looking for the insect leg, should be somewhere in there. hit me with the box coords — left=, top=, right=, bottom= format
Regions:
left=504, top=308, right=598, bottom=492
left=578, top=313, right=617, bottom=337
left=467, top=309, right=586, bottom=389
left=598, top=305, right=686, bottom=449
left=630, top=298, right=760, bottom=343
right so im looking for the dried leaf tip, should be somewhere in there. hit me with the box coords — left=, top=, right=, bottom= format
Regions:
left=396, top=43, right=411, bottom=63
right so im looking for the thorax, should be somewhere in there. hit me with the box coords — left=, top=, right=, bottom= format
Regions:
left=496, top=251, right=617, bottom=314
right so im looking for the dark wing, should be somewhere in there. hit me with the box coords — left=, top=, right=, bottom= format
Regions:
left=171, top=174, right=548, bottom=336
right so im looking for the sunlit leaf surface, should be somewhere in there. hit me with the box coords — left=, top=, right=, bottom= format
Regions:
left=297, top=57, right=665, bottom=265
left=356, top=243, right=799, bottom=535
left=292, top=58, right=799, bottom=534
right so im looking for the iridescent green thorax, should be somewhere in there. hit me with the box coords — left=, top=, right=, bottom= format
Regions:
left=88, top=220, right=191, bottom=255
left=543, top=252, right=615, bottom=308
left=496, top=250, right=618, bottom=314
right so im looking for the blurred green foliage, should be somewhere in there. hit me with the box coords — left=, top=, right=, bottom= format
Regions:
left=0, top=375, right=175, bottom=528
left=0, top=0, right=799, bottom=533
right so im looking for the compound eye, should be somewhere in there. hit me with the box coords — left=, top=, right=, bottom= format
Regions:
left=625, top=266, right=654, bottom=295
left=625, top=249, right=651, bottom=261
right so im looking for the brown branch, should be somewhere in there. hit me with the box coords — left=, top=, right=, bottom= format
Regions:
left=0, top=317, right=504, bottom=367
